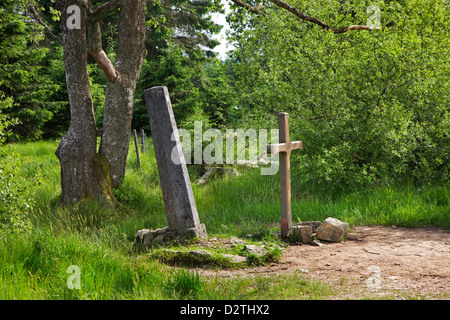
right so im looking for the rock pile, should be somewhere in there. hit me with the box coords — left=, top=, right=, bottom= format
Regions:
left=134, top=225, right=207, bottom=249
left=289, top=217, right=349, bottom=245
left=133, top=217, right=349, bottom=268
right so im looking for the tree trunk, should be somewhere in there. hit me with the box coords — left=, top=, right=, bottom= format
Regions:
left=55, top=0, right=114, bottom=203
left=55, top=0, right=146, bottom=203
left=99, top=0, right=147, bottom=188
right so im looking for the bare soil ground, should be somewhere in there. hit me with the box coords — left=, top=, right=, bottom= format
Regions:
left=198, top=226, right=450, bottom=299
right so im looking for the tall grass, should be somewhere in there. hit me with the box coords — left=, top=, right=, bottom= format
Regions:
left=194, top=166, right=450, bottom=233
left=0, top=139, right=448, bottom=300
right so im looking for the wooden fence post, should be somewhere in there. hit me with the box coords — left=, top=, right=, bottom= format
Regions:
left=133, top=129, right=141, bottom=168
left=141, top=128, right=145, bottom=153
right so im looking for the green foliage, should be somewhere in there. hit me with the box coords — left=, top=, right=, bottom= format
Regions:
left=133, top=0, right=233, bottom=131
left=0, top=0, right=60, bottom=141
left=165, top=269, right=202, bottom=299
left=0, top=140, right=448, bottom=300
left=0, top=93, right=19, bottom=143
left=0, top=146, right=41, bottom=237
left=228, top=0, right=449, bottom=188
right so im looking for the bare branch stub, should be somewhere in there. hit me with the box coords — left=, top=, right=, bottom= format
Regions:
left=87, top=0, right=124, bottom=83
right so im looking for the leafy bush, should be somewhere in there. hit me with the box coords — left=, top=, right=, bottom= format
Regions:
left=0, top=146, right=40, bottom=237
left=228, top=0, right=450, bottom=188
left=0, top=93, right=19, bottom=143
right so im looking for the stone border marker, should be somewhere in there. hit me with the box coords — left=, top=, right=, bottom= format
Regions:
left=144, top=86, right=207, bottom=239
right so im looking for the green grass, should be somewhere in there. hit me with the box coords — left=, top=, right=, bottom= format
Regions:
left=0, top=139, right=448, bottom=299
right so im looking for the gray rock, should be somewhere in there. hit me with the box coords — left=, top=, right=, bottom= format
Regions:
left=153, top=234, right=166, bottom=245
left=291, top=225, right=313, bottom=243
left=189, top=249, right=212, bottom=258
left=227, top=237, right=248, bottom=245
left=153, top=226, right=170, bottom=237
left=310, top=239, right=323, bottom=247
left=134, top=229, right=155, bottom=247
left=298, top=221, right=322, bottom=233
left=316, top=217, right=349, bottom=243
left=244, top=244, right=268, bottom=257
left=222, top=254, right=247, bottom=264
left=183, top=223, right=208, bottom=240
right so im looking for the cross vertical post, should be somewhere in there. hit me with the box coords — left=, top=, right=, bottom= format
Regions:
left=279, top=113, right=291, bottom=236
left=267, top=112, right=303, bottom=238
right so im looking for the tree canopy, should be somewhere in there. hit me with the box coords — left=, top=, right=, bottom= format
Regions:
left=0, top=0, right=448, bottom=192
left=227, top=0, right=449, bottom=188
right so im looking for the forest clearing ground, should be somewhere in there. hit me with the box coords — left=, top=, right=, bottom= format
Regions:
left=196, top=226, right=450, bottom=299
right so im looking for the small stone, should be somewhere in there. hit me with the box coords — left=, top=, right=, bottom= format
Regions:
left=183, top=223, right=208, bottom=240
left=298, top=221, right=322, bottom=233
left=189, top=249, right=212, bottom=258
left=291, top=225, right=313, bottom=243
left=310, top=239, right=323, bottom=247
left=244, top=244, right=268, bottom=257
left=134, top=229, right=155, bottom=248
left=223, top=254, right=247, bottom=264
left=227, top=237, right=247, bottom=245
left=153, top=226, right=170, bottom=237
left=316, top=217, right=349, bottom=243
left=153, top=234, right=165, bottom=245
left=165, top=249, right=181, bottom=254
left=297, top=269, right=309, bottom=273
left=164, top=231, right=179, bottom=240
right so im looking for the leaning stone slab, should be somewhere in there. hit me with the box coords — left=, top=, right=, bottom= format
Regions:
left=144, top=86, right=207, bottom=240
left=316, top=217, right=349, bottom=243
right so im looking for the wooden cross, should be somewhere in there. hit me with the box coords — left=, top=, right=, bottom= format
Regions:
left=267, top=112, right=303, bottom=237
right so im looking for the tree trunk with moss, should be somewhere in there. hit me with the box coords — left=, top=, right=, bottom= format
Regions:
left=54, top=0, right=146, bottom=203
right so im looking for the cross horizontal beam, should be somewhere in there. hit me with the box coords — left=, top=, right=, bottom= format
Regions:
left=267, top=141, right=303, bottom=155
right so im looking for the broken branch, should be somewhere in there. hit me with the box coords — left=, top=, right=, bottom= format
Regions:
left=86, top=1, right=119, bottom=83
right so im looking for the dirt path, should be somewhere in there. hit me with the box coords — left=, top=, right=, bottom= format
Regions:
left=199, top=226, right=450, bottom=299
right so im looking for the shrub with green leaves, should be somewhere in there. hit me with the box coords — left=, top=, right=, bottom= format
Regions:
left=0, top=146, right=39, bottom=237
left=0, top=93, right=18, bottom=143
left=228, top=0, right=449, bottom=189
